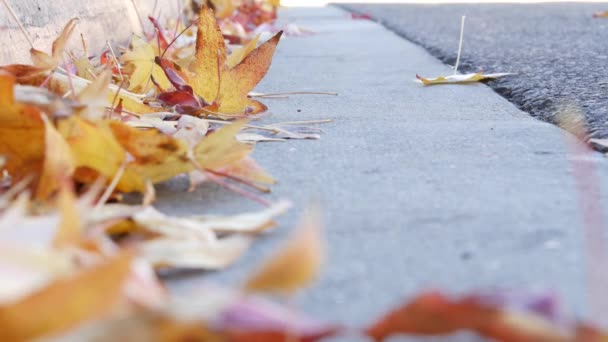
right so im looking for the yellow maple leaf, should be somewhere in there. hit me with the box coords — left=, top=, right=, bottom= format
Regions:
left=37, top=115, right=75, bottom=200
left=53, top=181, right=82, bottom=248
left=0, top=253, right=132, bottom=341
left=191, top=7, right=227, bottom=104
left=226, top=34, right=260, bottom=68
left=194, top=119, right=252, bottom=169
left=243, top=203, right=324, bottom=294
left=121, top=35, right=172, bottom=93
left=189, top=7, right=282, bottom=115
left=0, top=71, right=46, bottom=186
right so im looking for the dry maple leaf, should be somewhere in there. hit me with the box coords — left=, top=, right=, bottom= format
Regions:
left=416, top=72, right=512, bottom=85
left=121, top=35, right=172, bottom=93
left=1, top=19, right=158, bottom=116
left=0, top=253, right=133, bottom=341
left=593, top=11, right=608, bottom=18
left=53, top=181, right=82, bottom=248
left=365, top=290, right=600, bottom=342
left=159, top=6, right=282, bottom=115
left=243, top=203, right=323, bottom=294
left=214, top=294, right=341, bottom=342
left=30, top=18, right=79, bottom=71
left=0, top=71, right=47, bottom=187
left=37, top=115, right=75, bottom=200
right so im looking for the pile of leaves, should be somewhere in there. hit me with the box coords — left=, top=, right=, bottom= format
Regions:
left=0, top=1, right=606, bottom=341
left=196, top=0, right=280, bottom=42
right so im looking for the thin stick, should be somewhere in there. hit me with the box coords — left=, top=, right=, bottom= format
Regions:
left=174, top=0, right=182, bottom=37
left=39, top=69, right=56, bottom=88
left=189, top=159, right=270, bottom=206
left=160, top=21, right=195, bottom=59
left=274, top=119, right=333, bottom=125
left=106, top=41, right=124, bottom=81
left=129, top=0, right=147, bottom=35
left=204, top=119, right=281, bottom=133
left=1, top=0, right=34, bottom=49
left=110, top=79, right=128, bottom=111
left=80, top=33, right=89, bottom=57
left=454, top=15, right=466, bottom=74
left=94, top=159, right=127, bottom=210
left=64, top=58, right=76, bottom=99
left=205, top=169, right=271, bottom=193
left=249, top=91, right=338, bottom=98
left=205, top=172, right=271, bottom=206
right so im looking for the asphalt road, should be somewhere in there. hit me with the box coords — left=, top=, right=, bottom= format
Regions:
left=160, top=6, right=608, bottom=336
left=341, top=2, right=608, bottom=142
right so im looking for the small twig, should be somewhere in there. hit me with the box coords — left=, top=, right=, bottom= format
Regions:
left=110, top=79, right=128, bottom=113
left=152, top=0, right=159, bottom=21
left=204, top=119, right=281, bottom=133
left=205, top=172, right=271, bottom=206
left=454, top=15, right=466, bottom=74
left=205, top=169, right=271, bottom=193
left=129, top=0, right=147, bottom=35
left=63, top=58, right=76, bottom=99
left=249, top=91, right=338, bottom=98
left=160, top=21, right=195, bottom=59
left=272, top=119, right=333, bottom=125
left=174, top=0, right=182, bottom=38
left=189, top=159, right=270, bottom=206
left=106, top=41, right=124, bottom=81
left=94, top=159, right=128, bottom=210
left=86, top=68, right=98, bottom=80
left=80, top=33, right=89, bottom=57
left=1, top=0, right=34, bottom=49
left=39, top=69, right=56, bottom=89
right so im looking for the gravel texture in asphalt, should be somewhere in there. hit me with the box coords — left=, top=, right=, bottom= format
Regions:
left=341, top=2, right=608, bottom=141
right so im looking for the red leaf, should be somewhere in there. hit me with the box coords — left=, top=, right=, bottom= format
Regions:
left=157, top=91, right=200, bottom=108
left=215, top=296, right=340, bottom=342
left=365, top=291, right=579, bottom=342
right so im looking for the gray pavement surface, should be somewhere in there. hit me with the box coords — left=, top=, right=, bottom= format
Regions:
left=341, top=2, right=608, bottom=143
left=158, top=5, right=608, bottom=338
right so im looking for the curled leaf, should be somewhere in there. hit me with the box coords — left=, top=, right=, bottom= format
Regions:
left=365, top=291, right=590, bottom=342
left=416, top=72, right=512, bottom=85
left=140, top=235, right=251, bottom=270
left=244, top=203, right=323, bottom=294
left=0, top=253, right=132, bottom=341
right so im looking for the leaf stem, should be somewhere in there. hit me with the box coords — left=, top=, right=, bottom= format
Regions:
left=129, top=0, right=147, bottom=35
left=454, top=15, right=466, bottom=75
left=1, top=0, right=34, bottom=49
left=249, top=91, right=338, bottom=98
left=94, top=159, right=128, bottom=210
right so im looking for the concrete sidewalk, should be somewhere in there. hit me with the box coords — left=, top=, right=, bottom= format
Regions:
left=161, top=5, right=608, bottom=331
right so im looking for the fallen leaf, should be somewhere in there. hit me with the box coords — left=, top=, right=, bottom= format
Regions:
left=56, top=116, right=128, bottom=190
left=140, top=235, right=251, bottom=269
left=194, top=119, right=253, bottom=170
left=75, top=69, right=112, bottom=121
left=37, top=115, right=75, bottom=199
left=216, top=31, right=282, bottom=114
left=416, top=72, right=512, bottom=85
left=174, top=7, right=282, bottom=115
left=0, top=253, right=132, bottom=341
left=121, top=36, right=172, bottom=93
left=0, top=71, right=46, bottom=187
left=30, top=18, right=78, bottom=70
left=216, top=295, right=341, bottom=342
left=243, top=203, right=323, bottom=294
left=192, top=6, right=227, bottom=104
left=226, top=34, right=260, bottom=68
left=52, top=181, right=82, bottom=248
left=365, top=291, right=584, bottom=342
left=593, top=11, right=608, bottom=18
